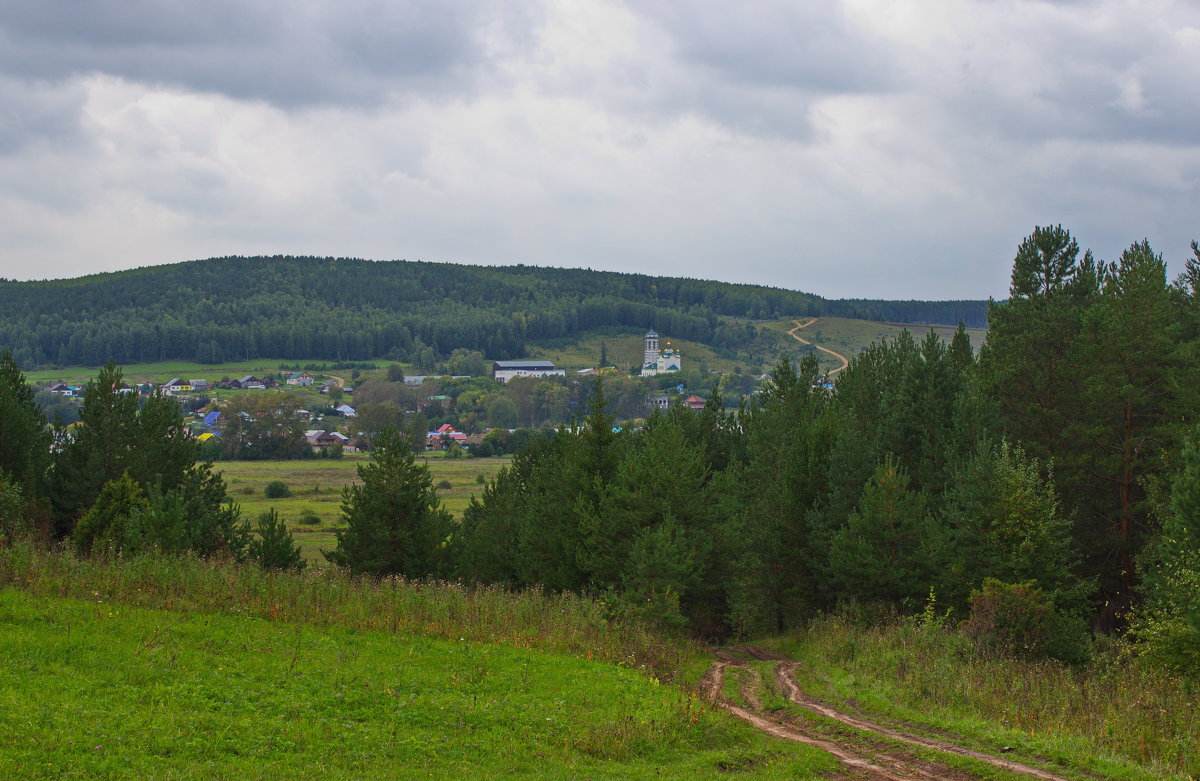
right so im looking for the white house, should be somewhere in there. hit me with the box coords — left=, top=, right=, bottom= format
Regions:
left=286, top=371, right=314, bottom=386
left=492, top=360, right=566, bottom=383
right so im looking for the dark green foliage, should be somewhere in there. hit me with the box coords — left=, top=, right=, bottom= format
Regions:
left=980, top=228, right=1195, bottom=617
left=0, top=349, right=51, bottom=496
left=0, top=472, right=28, bottom=542
left=1131, top=427, right=1200, bottom=674
left=962, top=579, right=1092, bottom=665
left=73, top=473, right=147, bottom=555
left=264, top=480, right=292, bottom=499
left=325, top=428, right=452, bottom=578
left=727, top=355, right=834, bottom=634
left=249, top=509, right=305, bottom=571
left=215, top=393, right=311, bottom=460
left=828, top=457, right=941, bottom=609
left=0, top=256, right=986, bottom=368
left=72, top=468, right=248, bottom=559
left=48, top=362, right=199, bottom=536
left=940, top=442, right=1090, bottom=616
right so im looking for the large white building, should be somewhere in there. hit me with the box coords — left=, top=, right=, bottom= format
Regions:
left=492, top=360, right=566, bottom=383
left=641, top=330, right=681, bottom=377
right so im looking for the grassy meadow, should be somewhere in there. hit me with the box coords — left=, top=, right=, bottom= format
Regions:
left=527, top=328, right=745, bottom=374
left=0, top=546, right=837, bottom=779
left=761, top=316, right=988, bottom=361
left=218, top=455, right=509, bottom=563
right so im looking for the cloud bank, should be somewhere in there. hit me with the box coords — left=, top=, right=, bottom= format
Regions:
left=0, top=0, right=1196, bottom=299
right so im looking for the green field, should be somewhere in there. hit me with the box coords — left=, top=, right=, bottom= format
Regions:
left=218, top=456, right=509, bottom=563
left=761, top=316, right=988, bottom=371
left=527, top=329, right=748, bottom=374
left=0, top=550, right=836, bottom=779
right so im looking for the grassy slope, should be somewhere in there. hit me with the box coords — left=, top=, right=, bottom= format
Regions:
left=219, top=456, right=508, bottom=563
left=761, top=317, right=988, bottom=359
left=0, top=550, right=838, bottom=780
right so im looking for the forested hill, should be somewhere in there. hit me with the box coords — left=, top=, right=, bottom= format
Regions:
left=0, top=256, right=988, bottom=367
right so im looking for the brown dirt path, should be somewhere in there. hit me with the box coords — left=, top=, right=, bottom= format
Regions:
left=703, top=646, right=1078, bottom=781
left=787, top=319, right=850, bottom=376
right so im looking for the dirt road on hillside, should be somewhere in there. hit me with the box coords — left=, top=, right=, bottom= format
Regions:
left=701, top=646, right=1077, bottom=781
left=787, top=319, right=850, bottom=376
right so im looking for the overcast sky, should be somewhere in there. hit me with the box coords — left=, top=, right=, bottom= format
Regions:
left=0, top=1, right=1196, bottom=300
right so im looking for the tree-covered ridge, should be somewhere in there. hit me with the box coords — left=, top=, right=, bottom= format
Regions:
left=0, top=256, right=988, bottom=367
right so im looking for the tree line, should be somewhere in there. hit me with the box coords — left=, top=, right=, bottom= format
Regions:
left=0, top=256, right=987, bottom=368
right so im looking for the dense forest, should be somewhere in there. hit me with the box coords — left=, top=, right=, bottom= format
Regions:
left=0, top=257, right=987, bottom=368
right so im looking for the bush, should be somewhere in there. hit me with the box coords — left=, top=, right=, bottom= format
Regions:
left=264, top=480, right=292, bottom=499
left=296, top=510, right=322, bottom=526
left=437, top=480, right=453, bottom=490
left=962, top=579, right=1091, bottom=665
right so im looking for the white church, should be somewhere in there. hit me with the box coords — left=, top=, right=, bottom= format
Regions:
left=641, top=330, right=681, bottom=377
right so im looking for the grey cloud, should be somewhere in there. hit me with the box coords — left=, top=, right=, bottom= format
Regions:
left=633, top=1, right=896, bottom=93
left=0, top=76, right=87, bottom=153
left=0, top=1, right=544, bottom=107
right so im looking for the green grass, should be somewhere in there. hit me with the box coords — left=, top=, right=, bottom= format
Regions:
left=767, top=614, right=1197, bottom=781
left=0, top=547, right=838, bottom=779
left=22, top=358, right=397, bottom=388
left=528, top=329, right=745, bottom=374
left=218, top=456, right=509, bottom=563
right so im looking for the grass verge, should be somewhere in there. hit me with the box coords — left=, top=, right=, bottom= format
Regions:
left=767, top=614, right=1197, bottom=781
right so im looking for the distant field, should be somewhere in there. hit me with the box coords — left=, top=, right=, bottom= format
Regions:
left=22, top=358, right=395, bottom=387
left=218, top=455, right=509, bottom=563
left=761, top=316, right=988, bottom=373
left=526, top=323, right=803, bottom=376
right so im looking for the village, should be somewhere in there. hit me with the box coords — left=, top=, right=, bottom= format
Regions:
left=34, top=332, right=719, bottom=458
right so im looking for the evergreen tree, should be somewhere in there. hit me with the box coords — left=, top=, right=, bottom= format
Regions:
left=1071, top=241, right=1192, bottom=602
left=0, top=349, right=50, bottom=496
left=828, top=456, right=941, bottom=608
left=727, top=355, right=835, bottom=632
left=73, top=473, right=147, bottom=555
left=49, top=362, right=198, bottom=536
left=249, top=509, right=305, bottom=570
left=1130, top=426, right=1200, bottom=673
left=940, top=441, right=1090, bottom=616
left=325, top=427, right=452, bottom=577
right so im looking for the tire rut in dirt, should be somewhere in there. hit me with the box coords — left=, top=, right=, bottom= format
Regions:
left=703, top=656, right=968, bottom=781
left=753, top=648, right=1077, bottom=781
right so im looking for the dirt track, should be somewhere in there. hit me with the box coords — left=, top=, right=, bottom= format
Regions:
left=702, top=647, right=1076, bottom=781
left=786, top=319, right=850, bottom=376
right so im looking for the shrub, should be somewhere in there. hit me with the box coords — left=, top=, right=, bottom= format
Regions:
left=437, top=480, right=453, bottom=490
left=962, top=578, right=1091, bottom=665
left=297, top=510, right=321, bottom=526
left=264, top=480, right=292, bottom=499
